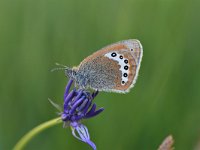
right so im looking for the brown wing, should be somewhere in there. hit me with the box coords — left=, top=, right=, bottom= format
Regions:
left=78, top=39, right=143, bottom=93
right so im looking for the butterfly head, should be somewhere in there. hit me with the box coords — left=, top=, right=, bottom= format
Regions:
left=65, top=67, right=78, bottom=80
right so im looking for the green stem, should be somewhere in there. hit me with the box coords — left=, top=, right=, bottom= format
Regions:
left=13, top=117, right=62, bottom=150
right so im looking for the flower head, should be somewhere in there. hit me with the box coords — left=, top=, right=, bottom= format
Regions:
left=61, top=79, right=104, bottom=123
left=51, top=79, right=104, bottom=150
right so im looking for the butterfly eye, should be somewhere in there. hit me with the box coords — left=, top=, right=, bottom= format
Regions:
left=131, top=49, right=133, bottom=51
left=73, top=71, right=77, bottom=76
left=122, top=81, right=125, bottom=84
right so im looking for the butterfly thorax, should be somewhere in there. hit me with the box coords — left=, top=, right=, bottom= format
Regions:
left=65, top=67, right=90, bottom=89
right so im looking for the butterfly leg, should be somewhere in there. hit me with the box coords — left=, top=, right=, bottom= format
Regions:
left=92, top=90, right=99, bottom=98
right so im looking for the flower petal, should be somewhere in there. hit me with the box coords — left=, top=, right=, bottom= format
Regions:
left=69, top=96, right=85, bottom=114
left=64, top=89, right=76, bottom=109
left=85, top=107, right=104, bottom=119
left=82, top=99, right=92, bottom=114
left=64, top=79, right=73, bottom=99
left=86, top=104, right=96, bottom=116
left=71, top=123, right=96, bottom=150
left=71, top=90, right=83, bottom=105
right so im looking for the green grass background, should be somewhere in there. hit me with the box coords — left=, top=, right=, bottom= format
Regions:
left=0, top=0, right=200, bottom=150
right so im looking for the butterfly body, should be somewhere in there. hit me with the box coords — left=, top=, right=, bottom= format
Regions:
left=65, top=39, right=143, bottom=93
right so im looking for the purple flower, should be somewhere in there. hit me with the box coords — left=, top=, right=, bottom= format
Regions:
left=61, top=79, right=104, bottom=123
left=50, top=79, right=104, bottom=150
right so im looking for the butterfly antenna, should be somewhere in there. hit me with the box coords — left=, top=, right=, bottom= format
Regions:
left=51, top=62, right=69, bottom=72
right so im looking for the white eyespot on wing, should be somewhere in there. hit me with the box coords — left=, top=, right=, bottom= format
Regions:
left=105, top=52, right=130, bottom=85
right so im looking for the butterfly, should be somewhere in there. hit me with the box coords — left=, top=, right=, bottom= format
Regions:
left=63, top=39, right=143, bottom=93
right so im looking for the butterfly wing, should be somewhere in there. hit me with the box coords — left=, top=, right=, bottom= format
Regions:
left=77, top=39, right=143, bottom=93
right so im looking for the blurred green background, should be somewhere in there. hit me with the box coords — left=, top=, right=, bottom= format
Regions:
left=0, top=0, right=200, bottom=150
